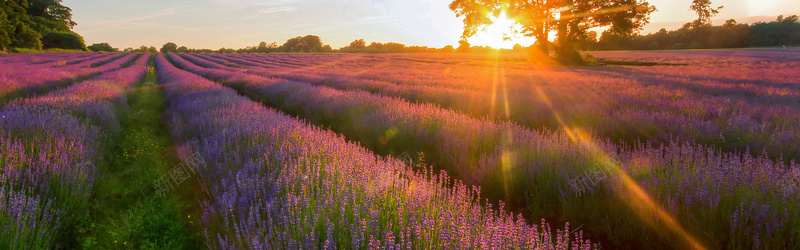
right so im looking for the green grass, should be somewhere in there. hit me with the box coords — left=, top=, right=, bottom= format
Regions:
left=76, top=62, right=204, bottom=249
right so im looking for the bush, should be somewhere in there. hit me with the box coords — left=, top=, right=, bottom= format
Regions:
left=87, top=43, right=116, bottom=52
left=581, top=53, right=598, bottom=65
left=42, top=31, right=86, bottom=50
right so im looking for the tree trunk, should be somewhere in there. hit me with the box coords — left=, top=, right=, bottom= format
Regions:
left=555, top=0, right=583, bottom=65
left=527, top=23, right=550, bottom=63
left=556, top=39, right=582, bottom=65
left=536, top=33, right=549, bottom=55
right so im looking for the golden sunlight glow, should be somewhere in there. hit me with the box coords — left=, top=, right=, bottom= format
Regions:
left=469, top=11, right=535, bottom=49
left=531, top=86, right=707, bottom=250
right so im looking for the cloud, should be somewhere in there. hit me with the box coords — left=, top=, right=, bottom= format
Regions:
left=258, top=6, right=295, bottom=14
left=121, top=7, right=179, bottom=22
left=78, top=5, right=200, bottom=35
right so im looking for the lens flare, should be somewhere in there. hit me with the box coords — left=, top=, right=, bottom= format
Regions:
left=469, top=11, right=535, bottom=49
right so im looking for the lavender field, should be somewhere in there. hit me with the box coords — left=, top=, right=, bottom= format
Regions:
left=1, top=49, right=798, bottom=249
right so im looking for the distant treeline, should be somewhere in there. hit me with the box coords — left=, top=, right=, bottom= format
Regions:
left=143, top=35, right=459, bottom=55
left=107, top=15, right=800, bottom=55
left=231, top=37, right=457, bottom=54
left=594, top=15, right=800, bottom=51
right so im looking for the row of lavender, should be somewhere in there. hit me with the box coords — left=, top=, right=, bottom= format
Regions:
left=0, top=52, right=96, bottom=65
left=0, top=54, right=150, bottom=248
left=156, top=54, right=595, bottom=249
left=0, top=52, right=135, bottom=104
left=168, top=53, right=799, bottom=249
left=199, top=52, right=800, bottom=162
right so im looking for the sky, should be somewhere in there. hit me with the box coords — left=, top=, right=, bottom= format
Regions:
left=65, top=0, right=800, bottom=49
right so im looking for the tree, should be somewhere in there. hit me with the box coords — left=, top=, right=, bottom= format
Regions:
left=11, top=24, right=42, bottom=49
left=177, top=46, right=189, bottom=53
left=27, top=0, right=80, bottom=51
left=442, top=45, right=455, bottom=52
left=689, top=0, right=722, bottom=28
left=280, top=35, right=323, bottom=52
left=456, top=40, right=470, bottom=52
left=27, top=0, right=76, bottom=30
left=160, top=42, right=178, bottom=54
left=750, top=15, right=800, bottom=47
left=367, top=42, right=383, bottom=50
left=508, top=0, right=558, bottom=54
left=339, top=39, right=368, bottom=52
left=2, top=0, right=38, bottom=50
left=299, top=35, right=322, bottom=52
left=450, top=0, right=655, bottom=64
left=382, top=42, right=406, bottom=52
left=349, top=39, right=366, bottom=49
left=319, top=44, right=333, bottom=52
left=0, top=6, right=13, bottom=50
left=256, top=41, right=277, bottom=53
left=1, top=0, right=84, bottom=51
left=87, top=42, right=115, bottom=52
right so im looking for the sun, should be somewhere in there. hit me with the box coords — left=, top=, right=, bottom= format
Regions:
left=469, top=11, right=536, bottom=49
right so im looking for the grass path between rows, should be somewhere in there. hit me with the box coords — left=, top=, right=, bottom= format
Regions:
left=76, top=61, right=205, bottom=249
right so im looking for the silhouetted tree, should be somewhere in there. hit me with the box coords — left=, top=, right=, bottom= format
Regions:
left=87, top=42, right=116, bottom=52
left=280, top=35, right=322, bottom=52
left=255, top=41, right=277, bottom=53
left=442, top=45, right=455, bottom=52
left=279, top=35, right=323, bottom=52
left=750, top=15, right=800, bottom=46
left=160, top=42, right=178, bottom=54
left=349, top=39, right=366, bottom=49
left=689, top=0, right=723, bottom=28
left=456, top=40, right=470, bottom=52
left=319, top=44, right=333, bottom=52
left=450, top=0, right=655, bottom=64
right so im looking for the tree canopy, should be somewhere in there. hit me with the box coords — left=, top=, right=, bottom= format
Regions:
left=689, top=0, right=723, bottom=28
left=449, top=0, right=655, bottom=64
left=87, top=42, right=117, bottom=52
left=0, top=0, right=83, bottom=51
left=160, top=42, right=178, bottom=54
left=280, top=35, right=325, bottom=52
